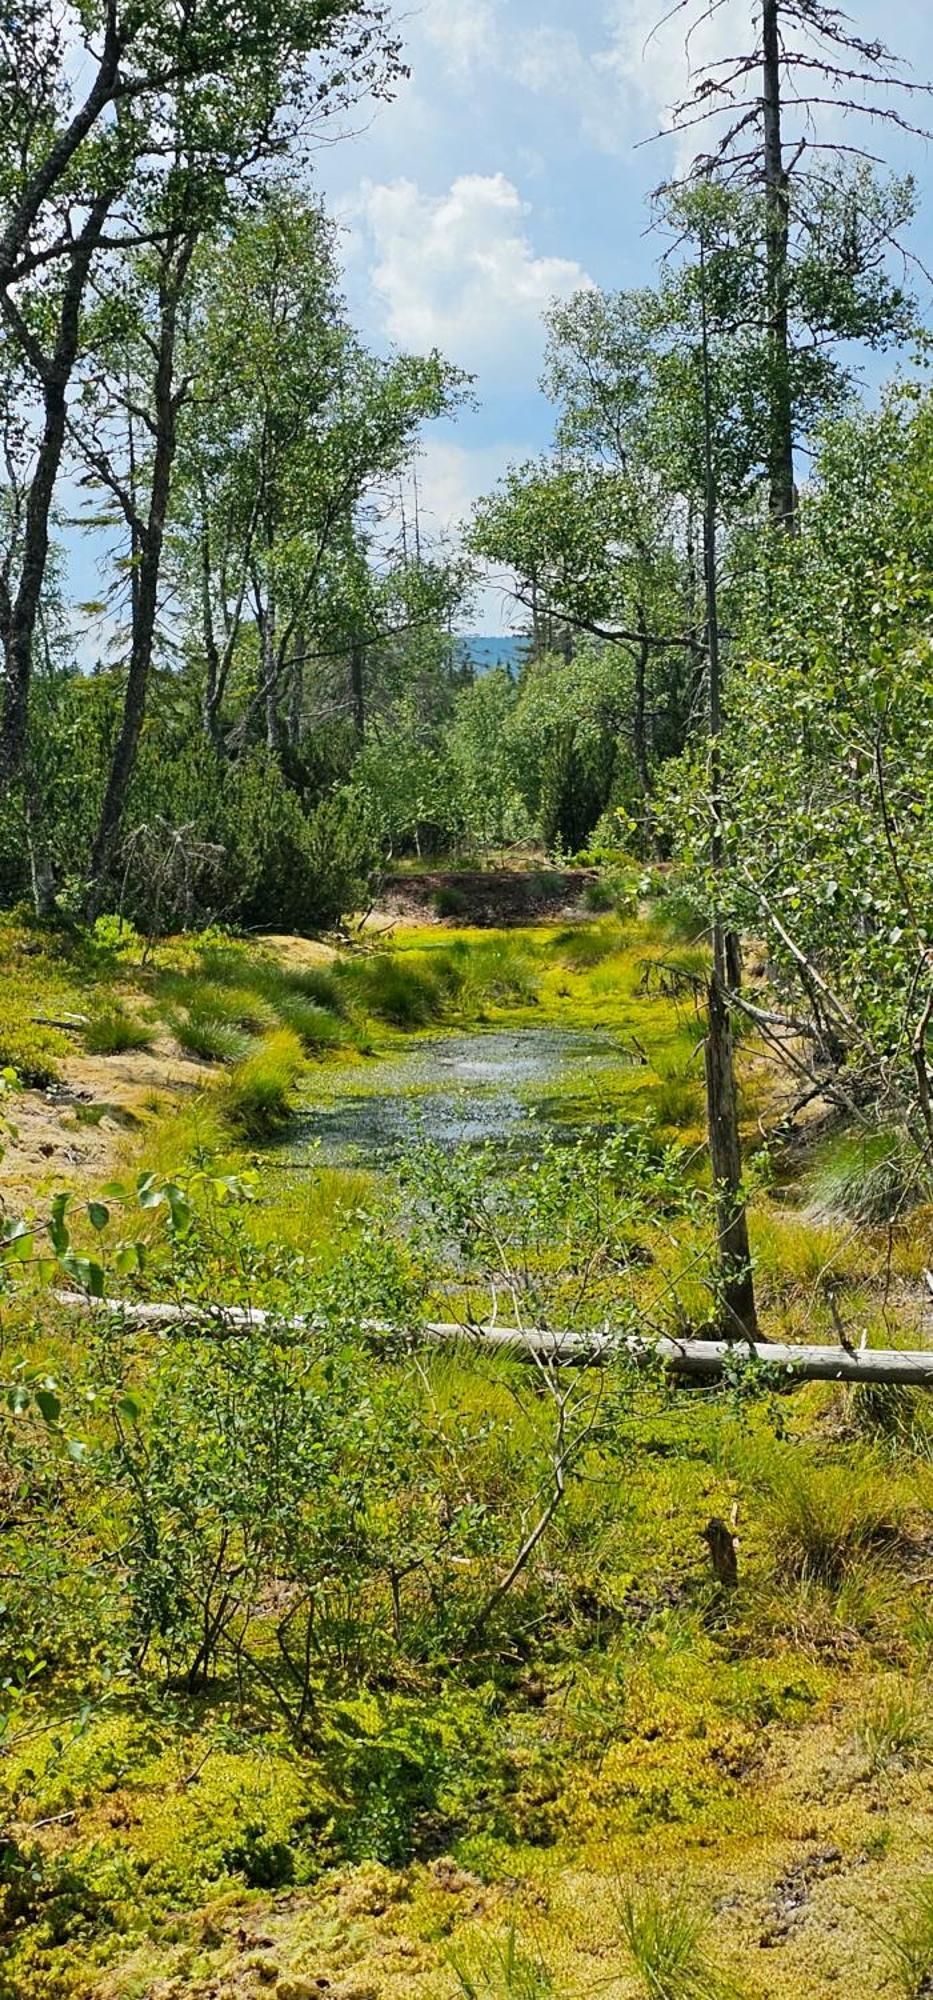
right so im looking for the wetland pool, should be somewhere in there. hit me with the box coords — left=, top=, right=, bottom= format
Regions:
left=293, top=1024, right=636, bottom=1167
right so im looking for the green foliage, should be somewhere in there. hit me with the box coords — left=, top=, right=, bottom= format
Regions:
left=170, top=1008, right=252, bottom=1064
left=220, top=756, right=377, bottom=936
left=808, top=1127, right=928, bottom=1226
left=338, top=951, right=447, bottom=1027
left=275, top=993, right=344, bottom=1050
left=856, top=1680, right=933, bottom=1776
left=434, top=884, right=469, bottom=918
left=0, top=1016, right=68, bottom=1087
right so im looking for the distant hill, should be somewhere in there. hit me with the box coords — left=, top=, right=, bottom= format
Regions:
left=457, top=634, right=527, bottom=676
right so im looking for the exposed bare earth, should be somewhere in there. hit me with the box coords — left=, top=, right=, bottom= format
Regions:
left=1, top=1037, right=210, bottom=1200
left=371, top=866, right=600, bottom=928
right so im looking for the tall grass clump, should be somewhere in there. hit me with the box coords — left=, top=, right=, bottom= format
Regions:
left=275, top=993, right=344, bottom=1051
left=856, top=1679, right=933, bottom=1776
left=617, top=1881, right=739, bottom=1999
left=449, top=1926, right=554, bottom=2000
left=170, top=1008, right=252, bottom=1065
left=83, top=1007, right=155, bottom=1055
left=221, top=1027, right=305, bottom=1137
left=286, top=964, right=348, bottom=1015
left=449, top=934, right=539, bottom=1009
left=548, top=921, right=622, bottom=969
left=808, top=1126, right=928, bottom=1225
left=872, top=1877, right=933, bottom=1996
left=338, top=952, right=446, bottom=1028
left=753, top=1446, right=908, bottom=1584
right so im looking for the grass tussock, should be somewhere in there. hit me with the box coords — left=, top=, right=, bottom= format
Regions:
left=169, top=1008, right=253, bottom=1065
left=751, top=1444, right=910, bottom=1585
left=449, top=1926, right=555, bottom=1999
left=873, top=1879, right=933, bottom=1997
left=221, top=1026, right=306, bottom=1136
left=616, top=1881, right=740, bottom=2000
left=808, top=1126, right=929, bottom=1226
left=82, top=1006, right=154, bottom=1055
left=856, top=1679, right=933, bottom=1775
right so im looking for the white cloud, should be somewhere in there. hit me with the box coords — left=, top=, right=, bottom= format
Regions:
left=511, top=25, right=631, bottom=153
left=600, top=0, right=745, bottom=126
left=419, top=0, right=501, bottom=77
left=354, top=171, right=592, bottom=372
left=415, top=437, right=522, bottom=633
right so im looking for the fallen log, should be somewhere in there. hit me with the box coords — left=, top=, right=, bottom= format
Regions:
left=51, top=1291, right=933, bottom=1385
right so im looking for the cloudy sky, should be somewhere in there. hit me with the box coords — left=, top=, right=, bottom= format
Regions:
left=311, top=0, right=933, bottom=630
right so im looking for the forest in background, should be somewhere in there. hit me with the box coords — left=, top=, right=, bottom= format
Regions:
left=3, top=2, right=933, bottom=1997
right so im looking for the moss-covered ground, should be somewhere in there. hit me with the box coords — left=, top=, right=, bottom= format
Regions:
left=1, top=907, right=932, bottom=1999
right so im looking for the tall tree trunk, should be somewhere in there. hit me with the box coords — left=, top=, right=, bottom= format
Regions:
left=699, top=235, right=758, bottom=1340
left=350, top=635, right=365, bottom=740
left=286, top=634, right=304, bottom=749
left=632, top=629, right=657, bottom=857
left=762, top=0, right=796, bottom=531
left=87, top=252, right=190, bottom=911
left=0, top=191, right=113, bottom=780
left=200, top=495, right=223, bottom=748
left=262, top=586, right=280, bottom=753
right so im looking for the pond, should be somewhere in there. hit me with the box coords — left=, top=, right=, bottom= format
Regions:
left=293, top=1024, right=635, bottom=1167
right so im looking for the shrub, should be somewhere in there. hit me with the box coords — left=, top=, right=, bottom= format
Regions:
left=83, top=1008, right=154, bottom=1055
left=222, top=1028, right=305, bottom=1137
left=0, top=1017, right=69, bottom=1087
left=223, top=755, right=375, bottom=934
left=582, top=877, right=615, bottom=913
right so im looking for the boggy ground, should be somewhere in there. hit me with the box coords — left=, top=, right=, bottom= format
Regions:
left=1, top=903, right=933, bottom=2000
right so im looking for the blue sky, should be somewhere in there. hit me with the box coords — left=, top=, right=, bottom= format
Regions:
left=309, top=0, right=933, bottom=630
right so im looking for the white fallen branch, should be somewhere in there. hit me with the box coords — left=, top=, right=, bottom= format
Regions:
left=52, top=1291, right=933, bottom=1386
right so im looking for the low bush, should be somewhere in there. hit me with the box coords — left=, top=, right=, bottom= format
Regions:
left=582, top=877, right=615, bottom=913
left=0, top=1015, right=69, bottom=1086
left=434, top=884, right=469, bottom=919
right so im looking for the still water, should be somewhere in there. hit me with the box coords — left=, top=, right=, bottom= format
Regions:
left=295, top=1025, right=631, bottom=1166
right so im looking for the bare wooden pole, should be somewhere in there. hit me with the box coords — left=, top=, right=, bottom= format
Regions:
left=53, top=1293, right=933, bottom=1386
left=698, top=227, right=758, bottom=1340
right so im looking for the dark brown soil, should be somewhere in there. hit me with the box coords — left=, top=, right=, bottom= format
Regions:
left=375, top=866, right=600, bottom=928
